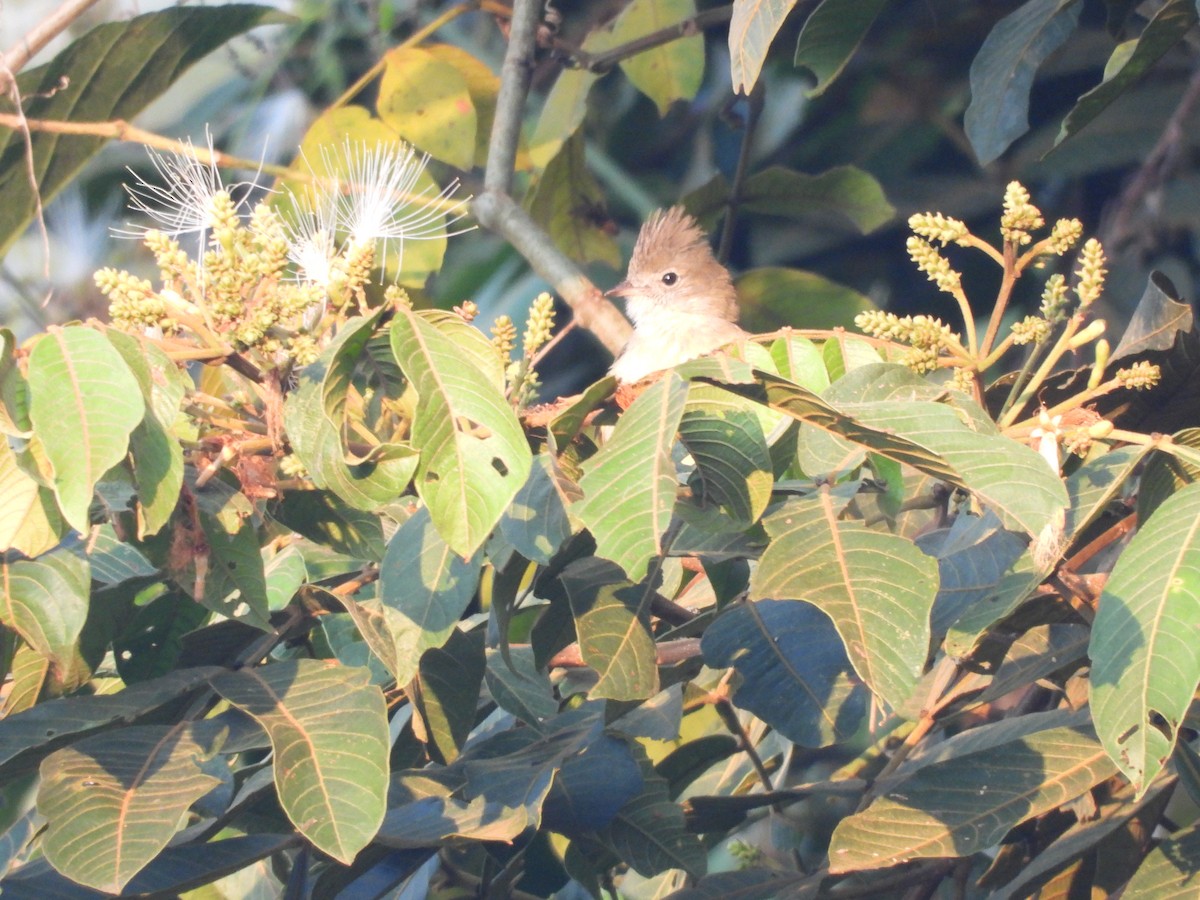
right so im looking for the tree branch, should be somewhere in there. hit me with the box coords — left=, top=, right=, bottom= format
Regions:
left=0, top=0, right=105, bottom=90
left=472, top=0, right=631, bottom=356
left=557, top=4, right=734, bottom=74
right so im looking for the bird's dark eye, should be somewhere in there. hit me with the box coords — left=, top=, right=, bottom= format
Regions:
left=661, top=272, right=678, bottom=286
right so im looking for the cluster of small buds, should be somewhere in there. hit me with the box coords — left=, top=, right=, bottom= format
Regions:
left=1000, top=181, right=1044, bottom=245
left=491, top=315, right=516, bottom=360
left=1011, top=315, right=1052, bottom=346
left=96, top=267, right=174, bottom=332
left=1115, top=361, right=1161, bottom=390
left=855, top=311, right=955, bottom=373
left=1074, top=238, right=1107, bottom=306
left=453, top=300, right=479, bottom=321
left=523, top=292, right=556, bottom=356
left=950, top=366, right=976, bottom=393
left=728, top=840, right=763, bottom=868
left=1040, top=274, right=1071, bottom=322
left=278, top=454, right=308, bottom=477
left=908, top=212, right=970, bottom=246
left=907, top=236, right=963, bottom=295
left=384, top=285, right=413, bottom=310
left=1046, top=218, right=1083, bottom=255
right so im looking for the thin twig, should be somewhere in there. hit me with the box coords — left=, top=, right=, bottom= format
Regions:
left=558, top=5, right=734, bottom=74
left=0, top=0, right=105, bottom=89
left=717, top=83, right=764, bottom=265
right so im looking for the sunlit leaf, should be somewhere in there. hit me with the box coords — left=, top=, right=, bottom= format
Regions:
left=561, top=558, right=659, bottom=701
left=0, top=549, right=89, bottom=675
left=1121, top=819, right=1200, bottom=898
left=828, top=724, right=1116, bottom=871
left=574, top=373, right=688, bottom=581
left=1090, top=480, right=1200, bottom=794
left=390, top=306, right=532, bottom=558
left=377, top=46, right=476, bottom=170
left=0, top=439, right=63, bottom=557
left=27, top=327, right=145, bottom=532
left=528, top=68, right=598, bottom=171
left=525, top=133, right=621, bottom=268
left=729, top=0, right=800, bottom=94
left=752, top=489, right=938, bottom=709
left=209, top=660, right=389, bottom=863
left=37, top=724, right=222, bottom=894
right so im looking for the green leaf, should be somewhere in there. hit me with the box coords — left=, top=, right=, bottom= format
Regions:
left=371, top=506, right=484, bottom=685
left=601, top=754, right=706, bottom=878
left=0, top=668, right=218, bottom=772
left=106, top=331, right=187, bottom=538
left=188, top=473, right=271, bottom=630
left=0, top=549, right=89, bottom=674
left=1121, top=819, right=1200, bottom=898
left=723, top=370, right=1068, bottom=537
left=27, top=327, right=145, bottom=532
left=499, top=452, right=581, bottom=565
left=271, top=490, right=386, bottom=560
left=525, top=132, right=621, bottom=268
left=729, top=0, right=801, bottom=94
left=680, top=384, right=773, bottom=526
left=702, top=599, right=866, bottom=746
left=964, top=0, right=1082, bottom=165
left=390, top=306, right=532, bottom=558
left=37, top=724, right=221, bottom=894
left=209, top=659, right=389, bottom=864
left=423, top=44, right=501, bottom=167
left=377, top=45, right=476, bottom=170
left=736, top=267, right=877, bottom=333
left=574, top=372, right=689, bottom=581
left=828, top=724, right=1117, bottom=872
left=686, top=165, right=894, bottom=234
left=413, top=628, right=485, bottom=764
left=284, top=324, right=419, bottom=511
left=528, top=68, right=598, bottom=171
left=1090, top=480, right=1200, bottom=794
left=752, top=489, right=938, bottom=709
left=484, top=646, right=558, bottom=727
left=0, top=5, right=287, bottom=257
left=793, top=0, right=890, bottom=96
left=264, top=544, right=307, bottom=612
left=587, top=0, right=703, bottom=115
left=0, top=438, right=63, bottom=557
left=561, top=559, right=659, bottom=701
left=1054, top=1, right=1196, bottom=150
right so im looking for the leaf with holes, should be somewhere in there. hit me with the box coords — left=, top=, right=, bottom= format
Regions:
left=390, top=306, right=531, bottom=557
left=209, top=660, right=389, bottom=863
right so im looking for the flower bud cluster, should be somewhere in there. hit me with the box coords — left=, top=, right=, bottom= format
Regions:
left=908, top=212, right=970, bottom=246
left=1115, top=361, right=1161, bottom=390
left=1010, top=315, right=1051, bottom=346
left=1040, top=274, right=1071, bottom=322
left=1001, top=181, right=1044, bottom=245
left=906, top=237, right=962, bottom=295
left=855, top=311, right=954, bottom=373
left=491, top=315, right=516, bottom=361
left=1046, top=218, right=1083, bottom=255
left=1074, top=238, right=1107, bottom=307
left=523, top=292, right=556, bottom=356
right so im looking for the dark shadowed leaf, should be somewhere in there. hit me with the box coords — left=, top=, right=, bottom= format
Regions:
left=964, top=0, right=1082, bottom=165
left=793, top=0, right=890, bottom=96
left=702, top=599, right=867, bottom=746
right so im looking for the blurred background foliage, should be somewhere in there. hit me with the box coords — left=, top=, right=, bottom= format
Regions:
left=3, top=0, right=1199, bottom=386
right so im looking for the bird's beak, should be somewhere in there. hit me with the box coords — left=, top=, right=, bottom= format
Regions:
left=606, top=280, right=633, bottom=298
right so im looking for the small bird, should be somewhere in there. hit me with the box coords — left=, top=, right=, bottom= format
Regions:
left=607, top=206, right=746, bottom=383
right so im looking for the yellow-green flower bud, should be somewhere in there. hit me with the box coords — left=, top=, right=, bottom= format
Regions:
left=1000, top=181, right=1044, bottom=245
left=1074, top=238, right=1107, bottom=306
left=909, top=212, right=970, bottom=246
left=1011, top=315, right=1051, bottom=346
left=1115, top=361, right=1160, bottom=389
left=1046, top=218, right=1083, bottom=255
left=491, top=314, right=516, bottom=361
left=907, top=236, right=963, bottom=295
left=523, top=292, right=556, bottom=356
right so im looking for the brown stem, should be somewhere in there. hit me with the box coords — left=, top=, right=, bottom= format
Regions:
left=0, top=0, right=105, bottom=88
left=717, top=82, right=764, bottom=266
